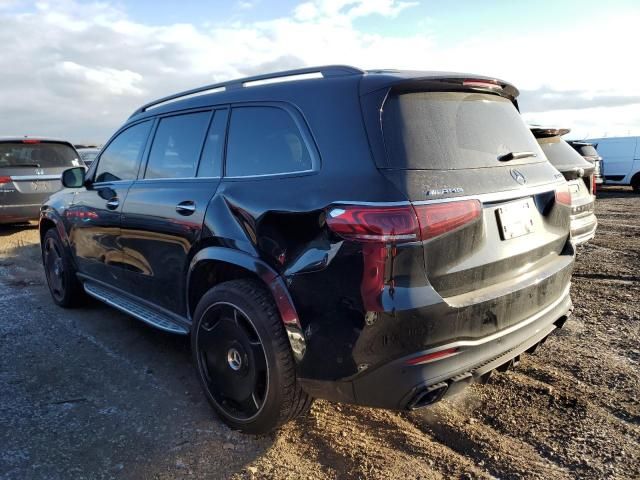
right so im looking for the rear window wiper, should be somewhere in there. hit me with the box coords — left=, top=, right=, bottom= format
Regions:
left=6, top=163, right=41, bottom=167
left=498, top=151, right=537, bottom=162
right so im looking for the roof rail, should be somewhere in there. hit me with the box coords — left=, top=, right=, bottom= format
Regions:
left=130, top=65, right=364, bottom=117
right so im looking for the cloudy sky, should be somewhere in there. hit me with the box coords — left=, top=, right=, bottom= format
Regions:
left=1, top=0, right=639, bottom=143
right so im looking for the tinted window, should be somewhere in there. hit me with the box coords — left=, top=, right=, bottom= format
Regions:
left=538, top=136, right=592, bottom=172
left=573, top=144, right=599, bottom=158
left=197, top=109, right=228, bottom=177
left=96, top=121, right=151, bottom=182
left=382, top=92, right=544, bottom=170
left=0, top=142, right=80, bottom=168
left=145, top=111, right=211, bottom=179
left=226, top=107, right=312, bottom=177
left=79, top=150, right=99, bottom=163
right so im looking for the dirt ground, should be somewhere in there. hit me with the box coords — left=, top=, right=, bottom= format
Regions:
left=1, top=187, right=638, bottom=479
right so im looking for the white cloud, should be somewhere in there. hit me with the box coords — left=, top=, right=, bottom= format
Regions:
left=0, top=0, right=638, bottom=143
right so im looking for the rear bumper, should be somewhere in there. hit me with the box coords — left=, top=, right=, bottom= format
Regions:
left=299, top=285, right=573, bottom=409
left=0, top=203, right=41, bottom=223
left=570, top=212, right=597, bottom=246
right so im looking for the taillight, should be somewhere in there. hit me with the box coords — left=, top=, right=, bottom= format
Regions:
left=413, top=200, right=482, bottom=240
left=0, top=176, right=12, bottom=185
left=22, top=139, right=40, bottom=144
left=326, top=205, right=419, bottom=243
left=327, top=201, right=482, bottom=312
left=592, top=175, right=596, bottom=196
left=555, top=186, right=572, bottom=206
left=326, top=200, right=481, bottom=244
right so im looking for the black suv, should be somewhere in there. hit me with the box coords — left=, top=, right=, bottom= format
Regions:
left=40, top=66, right=574, bottom=433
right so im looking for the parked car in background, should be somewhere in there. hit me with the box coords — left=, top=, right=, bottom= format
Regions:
left=76, top=147, right=100, bottom=168
left=0, top=137, right=81, bottom=224
left=40, top=66, right=574, bottom=433
left=531, top=127, right=597, bottom=245
left=568, top=140, right=603, bottom=186
left=585, top=136, right=640, bottom=192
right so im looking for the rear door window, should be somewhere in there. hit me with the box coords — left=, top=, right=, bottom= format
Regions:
left=145, top=111, right=211, bottom=179
left=0, top=142, right=80, bottom=168
left=382, top=92, right=544, bottom=170
left=225, top=106, right=313, bottom=177
left=95, top=121, right=151, bottom=182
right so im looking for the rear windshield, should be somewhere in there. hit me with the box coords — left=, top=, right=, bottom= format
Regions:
left=382, top=92, right=543, bottom=170
left=79, top=150, right=99, bottom=162
left=573, top=144, right=599, bottom=158
left=0, top=142, right=79, bottom=168
left=538, top=137, right=592, bottom=171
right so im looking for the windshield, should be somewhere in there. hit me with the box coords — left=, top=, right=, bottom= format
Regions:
left=382, top=92, right=544, bottom=170
left=0, top=142, right=80, bottom=168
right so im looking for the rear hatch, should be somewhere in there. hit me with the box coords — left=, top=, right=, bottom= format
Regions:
left=533, top=131, right=596, bottom=198
left=0, top=140, right=81, bottom=203
left=362, top=81, right=573, bottom=335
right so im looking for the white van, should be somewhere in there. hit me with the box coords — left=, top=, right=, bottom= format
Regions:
left=587, top=136, right=640, bottom=192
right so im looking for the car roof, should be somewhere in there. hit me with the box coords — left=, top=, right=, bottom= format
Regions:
left=128, top=65, right=520, bottom=121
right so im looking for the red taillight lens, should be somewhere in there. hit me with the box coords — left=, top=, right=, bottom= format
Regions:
left=405, top=348, right=459, bottom=366
left=592, top=175, right=596, bottom=196
left=0, top=176, right=12, bottom=185
left=326, top=205, right=419, bottom=243
left=413, top=200, right=482, bottom=240
left=555, top=187, right=572, bottom=206
left=22, top=139, right=40, bottom=144
left=326, top=200, right=482, bottom=244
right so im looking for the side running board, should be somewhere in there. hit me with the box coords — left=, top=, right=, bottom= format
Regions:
left=84, top=281, right=189, bottom=335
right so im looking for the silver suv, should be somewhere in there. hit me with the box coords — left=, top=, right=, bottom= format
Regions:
left=0, top=138, right=81, bottom=224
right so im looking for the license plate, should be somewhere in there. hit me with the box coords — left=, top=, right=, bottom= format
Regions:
left=31, top=181, right=50, bottom=192
left=496, top=198, right=535, bottom=240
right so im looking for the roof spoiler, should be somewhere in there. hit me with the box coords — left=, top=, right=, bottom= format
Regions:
left=529, top=127, right=571, bottom=138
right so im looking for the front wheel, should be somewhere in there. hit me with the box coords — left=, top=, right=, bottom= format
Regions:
left=191, top=279, right=312, bottom=434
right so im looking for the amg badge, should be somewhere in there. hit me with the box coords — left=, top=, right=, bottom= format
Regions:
left=425, top=187, right=464, bottom=197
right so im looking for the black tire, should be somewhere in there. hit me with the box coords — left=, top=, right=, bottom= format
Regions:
left=631, top=176, right=640, bottom=193
left=42, top=228, right=84, bottom=307
left=191, top=279, right=312, bottom=434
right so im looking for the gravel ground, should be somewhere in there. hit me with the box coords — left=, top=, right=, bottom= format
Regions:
left=0, top=186, right=638, bottom=479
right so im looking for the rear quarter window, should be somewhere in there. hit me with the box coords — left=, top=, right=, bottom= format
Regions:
left=225, top=106, right=314, bottom=177
left=382, top=92, right=544, bottom=170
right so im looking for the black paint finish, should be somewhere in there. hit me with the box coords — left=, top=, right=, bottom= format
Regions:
left=40, top=67, right=575, bottom=410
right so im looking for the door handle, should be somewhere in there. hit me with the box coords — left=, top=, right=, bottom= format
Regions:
left=176, top=201, right=196, bottom=216
left=106, top=198, right=119, bottom=210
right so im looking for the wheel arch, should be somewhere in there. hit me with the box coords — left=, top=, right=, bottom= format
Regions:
left=187, top=247, right=306, bottom=360
left=39, top=210, right=73, bottom=259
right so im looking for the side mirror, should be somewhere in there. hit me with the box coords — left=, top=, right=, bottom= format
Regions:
left=61, top=167, right=86, bottom=188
